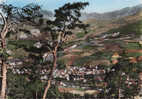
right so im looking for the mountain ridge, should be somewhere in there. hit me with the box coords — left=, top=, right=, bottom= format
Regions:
left=41, top=4, right=142, bottom=21
left=81, top=4, right=142, bottom=20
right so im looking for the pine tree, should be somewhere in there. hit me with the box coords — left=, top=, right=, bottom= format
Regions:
left=42, top=2, right=89, bottom=99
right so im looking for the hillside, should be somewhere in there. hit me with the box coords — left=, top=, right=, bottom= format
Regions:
left=81, top=4, right=142, bottom=20
left=52, top=9, right=142, bottom=97
left=63, top=11, right=142, bottom=66
left=3, top=3, right=142, bottom=98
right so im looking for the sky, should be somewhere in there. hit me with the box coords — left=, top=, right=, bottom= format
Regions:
left=2, top=0, right=142, bottom=13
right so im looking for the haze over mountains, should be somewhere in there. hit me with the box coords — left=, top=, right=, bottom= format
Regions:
left=40, top=4, right=142, bottom=22
left=42, top=4, right=142, bottom=21
left=81, top=4, right=142, bottom=20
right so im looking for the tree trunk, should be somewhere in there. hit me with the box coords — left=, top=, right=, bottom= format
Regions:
left=1, top=62, right=7, bottom=99
left=36, top=91, right=38, bottom=99
left=1, top=39, right=7, bottom=99
left=42, top=50, right=57, bottom=99
left=42, top=80, right=51, bottom=99
left=0, top=12, right=8, bottom=99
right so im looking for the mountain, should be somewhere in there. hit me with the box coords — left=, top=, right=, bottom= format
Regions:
left=81, top=4, right=142, bottom=20
left=40, top=4, right=142, bottom=21
left=40, top=10, right=54, bottom=20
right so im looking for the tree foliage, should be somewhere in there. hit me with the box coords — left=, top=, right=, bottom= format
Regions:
left=45, top=2, right=89, bottom=46
left=0, top=2, right=90, bottom=99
